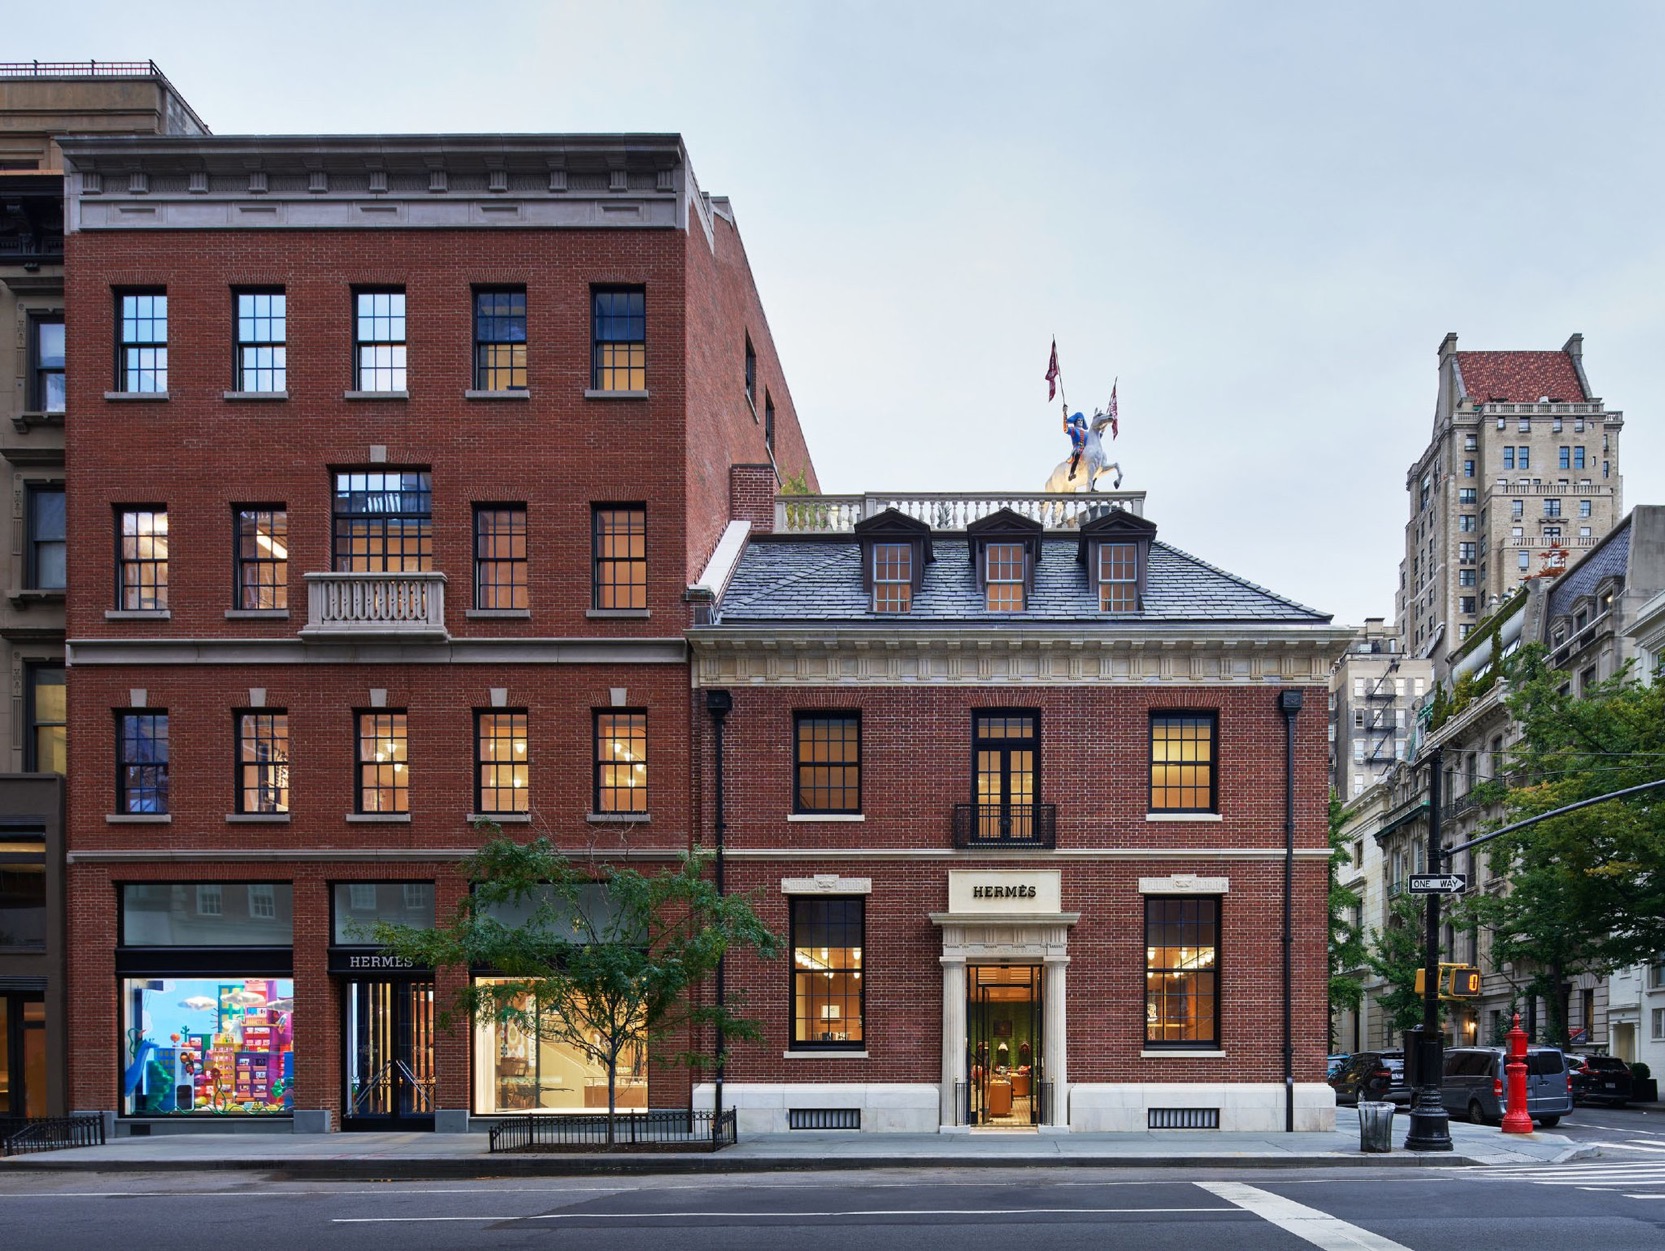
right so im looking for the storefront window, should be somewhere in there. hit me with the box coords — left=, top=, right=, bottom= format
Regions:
left=332, top=882, right=434, bottom=944
left=1145, top=896, right=1219, bottom=1047
left=121, top=977, right=294, bottom=1116
left=121, top=883, right=293, bottom=946
left=472, top=979, right=647, bottom=1114
left=0, top=837, right=47, bottom=949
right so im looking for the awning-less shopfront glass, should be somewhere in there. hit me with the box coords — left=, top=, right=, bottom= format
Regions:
left=472, top=979, right=647, bottom=1114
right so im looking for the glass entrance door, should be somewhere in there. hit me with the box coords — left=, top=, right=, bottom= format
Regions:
left=344, top=979, right=434, bottom=1129
left=967, top=965, right=1042, bottom=1127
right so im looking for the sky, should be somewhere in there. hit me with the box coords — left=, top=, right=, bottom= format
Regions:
left=15, top=1, right=1665, bottom=626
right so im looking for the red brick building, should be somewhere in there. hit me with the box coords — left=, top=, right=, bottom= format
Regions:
left=687, top=495, right=1351, bottom=1132
left=58, top=133, right=813, bottom=1132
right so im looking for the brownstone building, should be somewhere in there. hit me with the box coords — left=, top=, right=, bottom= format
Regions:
left=58, top=132, right=812, bottom=1131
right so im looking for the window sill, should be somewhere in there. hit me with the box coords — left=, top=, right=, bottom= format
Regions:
left=587, top=813, right=649, bottom=823
left=345, top=812, right=412, bottom=823
left=1140, top=1049, right=1226, bottom=1058
left=104, top=391, right=169, bottom=402
left=469, top=812, right=531, bottom=824
left=107, top=813, right=171, bottom=824
left=583, top=388, right=650, bottom=400
left=105, top=609, right=170, bottom=621
left=9, top=588, right=64, bottom=608
left=343, top=390, right=409, bottom=401
left=464, top=389, right=531, bottom=401
left=1145, top=812, right=1223, bottom=822
left=586, top=608, right=650, bottom=619
left=787, top=813, right=865, bottom=823
left=465, top=608, right=532, bottom=619
left=783, top=1049, right=868, bottom=1060
left=226, top=609, right=290, bottom=620
left=224, top=390, right=289, bottom=402
left=226, top=813, right=291, bottom=823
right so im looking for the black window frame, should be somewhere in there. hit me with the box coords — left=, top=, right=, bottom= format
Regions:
left=744, top=334, right=756, bottom=410
left=764, top=390, right=775, bottom=457
left=27, top=312, right=65, bottom=413
left=591, top=504, right=646, bottom=610
left=233, top=289, right=287, bottom=393
left=332, top=471, right=432, bottom=573
left=590, top=286, right=645, bottom=392
left=23, top=662, right=64, bottom=775
left=114, top=505, right=169, bottom=611
left=790, top=896, right=865, bottom=1051
left=235, top=709, right=290, bottom=815
left=593, top=709, right=648, bottom=815
left=24, top=482, right=65, bottom=591
left=793, top=712, right=861, bottom=814
left=970, top=709, right=1041, bottom=840
left=355, top=709, right=409, bottom=815
left=0, top=834, right=48, bottom=952
left=115, top=289, right=167, bottom=393
left=473, top=287, right=527, bottom=391
left=475, top=708, right=530, bottom=816
left=473, top=504, right=528, bottom=610
left=1148, top=711, right=1218, bottom=814
left=1144, top=895, right=1220, bottom=1049
left=233, top=505, right=289, bottom=610
left=352, top=288, right=407, bottom=392
left=116, top=709, right=169, bottom=815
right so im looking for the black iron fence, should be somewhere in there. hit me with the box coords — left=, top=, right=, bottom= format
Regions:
left=488, top=1108, right=736, bottom=1153
left=0, top=1114, right=107, bottom=1156
left=951, top=803, right=1057, bottom=849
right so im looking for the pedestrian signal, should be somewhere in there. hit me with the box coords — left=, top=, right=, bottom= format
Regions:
left=1445, top=965, right=1482, bottom=998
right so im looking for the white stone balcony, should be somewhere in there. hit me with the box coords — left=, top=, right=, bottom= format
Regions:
left=776, top=490, right=1146, bottom=535
left=301, top=571, right=448, bottom=640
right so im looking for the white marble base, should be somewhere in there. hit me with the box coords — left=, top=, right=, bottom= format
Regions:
left=1068, top=1082, right=1337, bottom=1132
left=693, top=1082, right=941, bottom=1134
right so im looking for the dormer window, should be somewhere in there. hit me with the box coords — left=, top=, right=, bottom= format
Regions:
left=986, top=543, right=1026, bottom=611
left=1099, top=543, right=1138, bottom=611
left=872, top=542, right=913, bottom=613
left=854, top=508, right=932, bottom=614
left=1078, top=505, right=1156, bottom=613
left=966, top=510, right=1043, bottom=615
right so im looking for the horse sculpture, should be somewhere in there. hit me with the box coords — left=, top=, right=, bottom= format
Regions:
left=1043, top=408, right=1122, bottom=493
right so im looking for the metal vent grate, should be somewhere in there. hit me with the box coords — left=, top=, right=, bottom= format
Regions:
left=788, top=1108, right=861, bottom=1130
left=1148, top=1107, right=1220, bottom=1130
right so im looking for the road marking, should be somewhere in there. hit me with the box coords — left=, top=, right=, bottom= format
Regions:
left=1197, top=1182, right=1414, bottom=1251
left=1577, top=1140, right=1665, bottom=1154
left=332, top=1206, right=1227, bottom=1225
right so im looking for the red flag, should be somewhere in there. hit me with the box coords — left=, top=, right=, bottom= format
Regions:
left=1044, top=339, right=1059, bottom=401
left=1108, top=380, right=1119, bottom=440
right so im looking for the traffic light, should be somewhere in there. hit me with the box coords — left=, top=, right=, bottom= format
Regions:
left=1445, top=965, right=1482, bottom=998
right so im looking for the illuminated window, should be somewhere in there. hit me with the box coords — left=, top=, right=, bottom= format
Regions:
left=357, top=711, right=408, bottom=814
left=872, top=542, right=912, bottom=613
left=235, top=507, right=288, bottom=610
left=333, top=472, right=431, bottom=573
left=117, top=711, right=169, bottom=814
left=353, top=290, right=406, bottom=391
left=116, top=507, right=168, bottom=611
left=474, top=289, right=527, bottom=390
left=1145, top=896, right=1219, bottom=1046
left=791, top=897, right=863, bottom=1048
left=234, top=291, right=286, bottom=392
left=1098, top=541, right=1138, bottom=611
left=116, top=291, right=167, bottom=392
left=25, top=664, right=64, bottom=775
left=237, top=712, right=290, bottom=814
left=594, top=711, right=647, bottom=814
left=1149, top=713, right=1216, bottom=813
left=474, top=506, right=528, bottom=610
left=985, top=542, right=1026, bottom=611
left=592, top=505, right=646, bottom=609
left=794, top=714, right=860, bottom=813
left=476, top=711, right=529, bottom=815
left=973, top=711, right=1038, bottom=840
left=591, top=287, right=645, bottom=391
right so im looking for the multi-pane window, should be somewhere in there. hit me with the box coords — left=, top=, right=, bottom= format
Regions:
left=1559, top=447, right=1570, bottom=470
left=1458, top=488, right=1477, bottom=505
left=1579, top=499, right=1592, bottom=518
left=1511, top=499, right=1524, bottom=519
left=1502, top=447, right=1513, bottom=470
left=794, top=713, right=860, bottom=813
left=1459, top=569, right=1476, bottom=586
left=117, top=292, right=167, bottom=392
left=985, top=542, right=1026, bottom=611
left=25, top=486, right=65, bottom=590
left=1573, top=447, right=1585, bottom=469
left=1463, top=459, right=1475, bottom=478
left=473, top=290, right=527, bottom=390
left=29, top=315, right=64, bottom=412
left=234, top=291, right=286, bottom=392
left=592, top=505, right=646, bottom=609
left=1461, top=597, right=1476, bottom=615
left=744, top=335, right=756, bottom=408
left=473, top=506, right=527, bottom=610
left=357, top=712, right=409, bottom=814
left=25, top=663, right=65, bottom=774
left=353, top=290, right=406, bottom=391
left=792, top=897, right=863, bottom=1047
left=1517, top=446, right=1530, bottom=470
left=1544, top=498, right=1561, bottom=518
left=1150, top=713, right=1217, bottom=813
left=333, top=472, right=432, bottom=572
left=1099, top=542, right=1138, bottom=611
left=116, top=507, right=169, bottom=611
left=1145, top=897, right=1219, bottom=1046
left=1518, top=551, right=1531, bottom=571
left=594, top=711, right=647, bottom=814
left=117, top=712, right=169, bottom=814
left=973, top=711, right=1037, bottom=839
left=871, top=542, right=912, bottom=613
left=236, top=711, right=290, bottom=814
left=235, top=507, right=288, bottom=610
left=476, top=711, right=529, bottom=814
left=1458, top=542, right=1476, bottom=563
left=1458, top=515, right=1476, bottom=532
left=591, top=287, right=645, bottom=391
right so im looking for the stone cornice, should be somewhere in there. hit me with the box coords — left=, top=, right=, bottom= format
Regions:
left=690, top=625, right=1351, bottom=687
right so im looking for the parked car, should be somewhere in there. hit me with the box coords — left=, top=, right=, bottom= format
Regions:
left=1330, top=1050, right=1411, bottom=1106
left=1327, top=1053, right=1351, bottom=1082
left=1441, top=1045, right=1574, bottom=1127
left=1570, top=1054, right=1633, bottom=1107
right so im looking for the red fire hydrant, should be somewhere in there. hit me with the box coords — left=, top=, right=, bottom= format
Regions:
left=1501, top=1012, right=1533, bottom=1135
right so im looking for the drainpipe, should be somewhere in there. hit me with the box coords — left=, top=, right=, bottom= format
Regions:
left=1278, top=689, right=1304, bottom=1133
left=704, top=688, right=733, bottom=1141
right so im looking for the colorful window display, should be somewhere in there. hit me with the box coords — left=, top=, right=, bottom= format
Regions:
left=122, top=977, right=294, bottom=1116
left=472, top=979, right=648, bottom=1114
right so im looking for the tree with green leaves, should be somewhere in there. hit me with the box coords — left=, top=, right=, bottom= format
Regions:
left=374, top=833, right=781, bottom=1142
left=1328, top=795, right=1367, bottom=1046
left=1366, top=895, right=1440, bottom=1042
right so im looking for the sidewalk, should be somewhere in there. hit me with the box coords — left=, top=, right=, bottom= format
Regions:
left=0, top=1119, right=1596, bottom=1179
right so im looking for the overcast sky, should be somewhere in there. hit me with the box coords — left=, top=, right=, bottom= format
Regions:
left=17, top=1, right=1665, bottom=626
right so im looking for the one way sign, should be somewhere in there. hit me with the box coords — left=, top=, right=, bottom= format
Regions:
left=1408, top=873, right=1468, bottom=894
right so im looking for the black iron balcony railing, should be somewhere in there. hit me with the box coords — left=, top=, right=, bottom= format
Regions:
left=951, top=803, right=1057, bottom=849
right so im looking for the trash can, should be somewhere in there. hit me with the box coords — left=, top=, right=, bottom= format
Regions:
left=1358, top=1101, right=1395, bottom=1153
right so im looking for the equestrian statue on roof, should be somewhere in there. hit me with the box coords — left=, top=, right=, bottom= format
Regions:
left=1040, top=339, right=1122, bottom=494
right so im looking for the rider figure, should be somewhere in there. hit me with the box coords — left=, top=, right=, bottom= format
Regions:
left=1063, top=410, right=1088, bottom=480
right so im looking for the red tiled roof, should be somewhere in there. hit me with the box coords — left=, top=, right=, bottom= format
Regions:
left=1455, top=350, right=1585, bottom=403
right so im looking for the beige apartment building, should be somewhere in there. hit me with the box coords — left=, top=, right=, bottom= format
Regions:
left=0, top=60, right=206, bottom=1119
left=1397, top=333, right=1624, bottom=681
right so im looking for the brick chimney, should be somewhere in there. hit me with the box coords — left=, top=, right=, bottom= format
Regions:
left=729, top=463, right=775, bottom=534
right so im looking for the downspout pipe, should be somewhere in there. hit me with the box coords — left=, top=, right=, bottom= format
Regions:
left=704, top=688, right=733, bottom=1142
left=1278, top=688, right=1304, bottom=1133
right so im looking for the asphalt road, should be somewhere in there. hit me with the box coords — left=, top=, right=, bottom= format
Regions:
left=1531, top=1103, right=1665, bottom=1157
left=3, top=1163, right=1665, bottom=1251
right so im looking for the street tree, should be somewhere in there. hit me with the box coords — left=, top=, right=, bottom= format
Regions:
left=1329, top=795, right=1367, bottom=1047
left=1366, top=895, right=1439, bottom=1041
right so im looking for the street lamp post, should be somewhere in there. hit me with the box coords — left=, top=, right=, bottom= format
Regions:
left=1404, top=744, right=1453, bottom=1152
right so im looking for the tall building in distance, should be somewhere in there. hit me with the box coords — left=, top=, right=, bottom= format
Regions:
left=1327, top=618, right=1432, bottom=801
left=1397, top=333, right=1625, bottom=680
